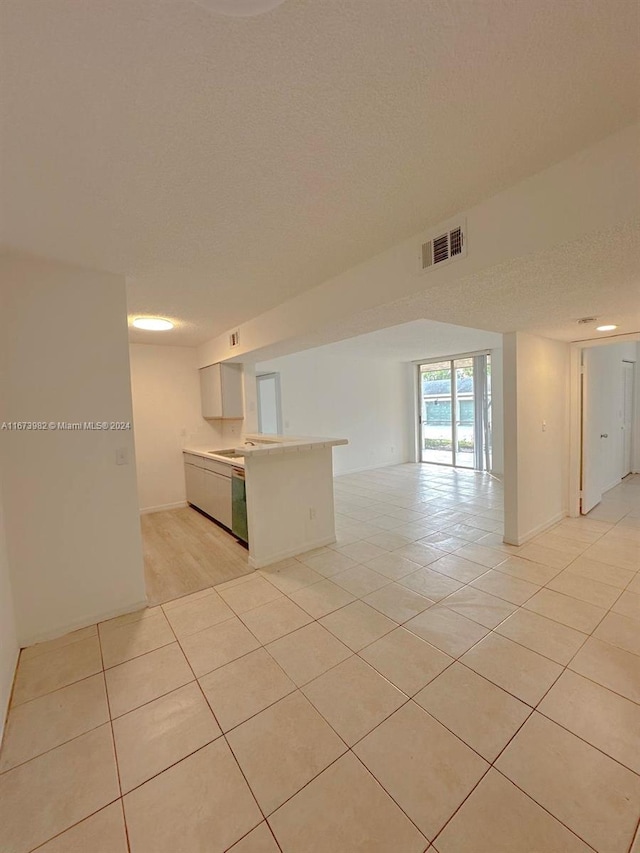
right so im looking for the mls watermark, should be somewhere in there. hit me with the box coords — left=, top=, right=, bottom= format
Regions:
left=1, top=422, right=132, bottom=431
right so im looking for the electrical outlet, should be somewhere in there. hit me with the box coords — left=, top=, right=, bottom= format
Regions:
left=115, top=447, right=128, bottom=465
left=309, top=507, right=316, bottom=520
left=542, top=421, right=547, bottom=432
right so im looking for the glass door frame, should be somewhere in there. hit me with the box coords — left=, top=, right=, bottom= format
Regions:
left=256, top=372, right=283, bottom=435
left=417, top=350, right=492, bottom=471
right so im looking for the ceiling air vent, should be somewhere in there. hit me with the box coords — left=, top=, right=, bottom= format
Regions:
left=229, top=330, right=240, bottom=348
left=420, top=220, right=466, bottom=272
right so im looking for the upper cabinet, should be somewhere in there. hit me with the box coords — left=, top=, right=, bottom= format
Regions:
left=200, top=362, right=244, bottom=419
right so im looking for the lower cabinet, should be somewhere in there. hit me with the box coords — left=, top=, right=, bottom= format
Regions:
left=185, top=462, right=206, bottom=510
left=184, top=457, right=232, bottom=529
left=201, top=469, right=232, bottom=529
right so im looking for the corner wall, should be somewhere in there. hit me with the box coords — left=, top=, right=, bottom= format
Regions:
left=0, top=487, right=18, bottom=740
left=256, top=350, right=414, bottom=475
left=503, top=332, right=570, bottom=545
left=636, top=342, right=640, bottom=475
left=0, top=254, right=147, bottom=645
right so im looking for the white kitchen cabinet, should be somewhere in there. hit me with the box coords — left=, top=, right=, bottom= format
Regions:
left=201, top=469, right=232, bottom=528
left=184, top=454, right=233, bottom=530
left=184, top=461, right=206, bottom=509
left=200, top=363, right=244, bottom=419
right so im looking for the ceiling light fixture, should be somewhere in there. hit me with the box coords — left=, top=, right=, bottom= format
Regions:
left=132, top=317, right=174, bottom=331
left=596, top=324, right=618, bottom=332
left=191, top=0, right=286, bottom=17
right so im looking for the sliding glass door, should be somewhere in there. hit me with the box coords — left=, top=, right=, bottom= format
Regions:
left=419, top=354, right=492, bottom=470
left=419, top=361, right=455, bottom=465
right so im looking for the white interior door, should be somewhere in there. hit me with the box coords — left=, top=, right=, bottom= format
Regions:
left=257, top=373, right=283, bottom=435
left=622, top=361, right=634, bottom=477
left=581, top=349, right=603, bottom=514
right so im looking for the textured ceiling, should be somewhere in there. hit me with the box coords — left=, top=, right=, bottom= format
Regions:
left=255, top=319, right=503, bottom=365
left=2, top=0, right=639, bottom=345
left=237, top=220, right=640, bottom=363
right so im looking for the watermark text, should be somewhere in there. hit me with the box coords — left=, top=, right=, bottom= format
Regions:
left=1, top=422, right=131, bottom=431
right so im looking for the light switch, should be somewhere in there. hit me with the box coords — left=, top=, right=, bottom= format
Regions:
left=542, top=421, right=547, bottom=432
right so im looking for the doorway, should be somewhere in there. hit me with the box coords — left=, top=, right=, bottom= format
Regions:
left=418, top=353, right=492, bottom=470
left=256, top=372, right=283, bottom=435
left=578, top=343, right=637, bottom=515
left=622, top=360, right=635, bottom=477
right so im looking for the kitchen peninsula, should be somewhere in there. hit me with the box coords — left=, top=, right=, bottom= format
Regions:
left=183, top=435, right=348, bottom=568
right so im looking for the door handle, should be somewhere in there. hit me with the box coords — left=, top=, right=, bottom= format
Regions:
left=600, top=434, right=608, bottom=439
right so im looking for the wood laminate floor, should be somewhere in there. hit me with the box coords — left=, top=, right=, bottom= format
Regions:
left=141, top=506, right=252, bottom=604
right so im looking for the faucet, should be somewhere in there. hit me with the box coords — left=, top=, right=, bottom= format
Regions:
left=244, top=440, right=256, bottom=446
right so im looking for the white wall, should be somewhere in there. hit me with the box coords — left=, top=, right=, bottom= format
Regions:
left=636, top=342, right=640, bottom=475
left=584, top=341, right=638, bottom=494
left=0, top=254, right=147, bottom=645
left=246, top=447, right=337, bottom=568
left=0, top=486, right=18, bottom=739
left=129, top=344, right=244, bottom=512
left=256, top=350, right=414, bottom=476
left=0, top=299, right=19, bottom=738
left=257, top=344, right=503, bottom=477
left=503, top=332, right=570, bottom=545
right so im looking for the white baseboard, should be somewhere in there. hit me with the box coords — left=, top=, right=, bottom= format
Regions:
left=504, top=510, right=567, bottom=547
left=140, top=501, right=187, bottom=515
left=249, top=535, right=337, bottom=569
left=19, top=598, right=150, bottom=649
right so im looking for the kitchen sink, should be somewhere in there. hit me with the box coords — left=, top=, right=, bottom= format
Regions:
left=209, top=449, right=244, bottom=459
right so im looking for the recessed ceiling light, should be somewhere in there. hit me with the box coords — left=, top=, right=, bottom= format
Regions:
left=596, top=324, right=618, bottom=332
left=191, top=0, right=286, bottom=17
left=132, top=317, right=174, bottom=331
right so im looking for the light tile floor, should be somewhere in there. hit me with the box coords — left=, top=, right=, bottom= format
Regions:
left=1, top=464, right=639, bottom=852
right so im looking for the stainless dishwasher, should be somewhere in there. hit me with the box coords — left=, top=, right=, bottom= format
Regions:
left=231, top=467, right=248, bottom=545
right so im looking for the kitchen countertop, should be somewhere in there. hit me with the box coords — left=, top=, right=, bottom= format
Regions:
left=239, top=435, right=348, bottom=457
left=183, top=447, right=245, bottom=467
left=183, top=435, right=347, bottom=466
